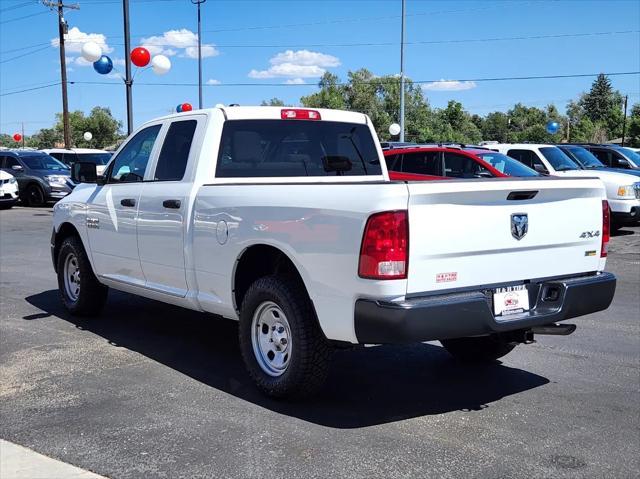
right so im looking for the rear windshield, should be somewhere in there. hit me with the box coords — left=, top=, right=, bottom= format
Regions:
left=539, top=147, right=579, bottom=171
left=21, top=155, right=69, bottom=171
left=215, top=120, right=382, bottom=178
left=476, top=152, right=539, bottom=177
left=76, top=153, right=112, bottom=165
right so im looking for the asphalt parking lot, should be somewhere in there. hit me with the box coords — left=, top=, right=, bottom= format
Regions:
left=1, top=206, right=638, bottom=479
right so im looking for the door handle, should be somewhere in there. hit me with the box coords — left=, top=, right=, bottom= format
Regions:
left=120, top=198, right=136, bottom=207
left=162, top=199, right=181, bottom=209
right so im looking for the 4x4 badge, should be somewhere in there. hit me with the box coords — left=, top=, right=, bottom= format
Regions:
left=511, top=213, right=528, bottom=240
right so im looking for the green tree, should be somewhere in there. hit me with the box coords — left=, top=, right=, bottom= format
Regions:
left=261, top=98, right=286, bottom=106
left=301, top=72, right=347, bottom=110
left=575, top=74, right=624, bottom=140
left=25, top=128, right=61, bottom=149
left=481, top=112, right=510, bottom=142
left=625, top=103, right=640, bottom=147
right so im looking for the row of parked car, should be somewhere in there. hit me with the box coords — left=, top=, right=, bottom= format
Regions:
left=381, top=142, right=640, bottom=229
left=0, top=148, right=112, bottom=208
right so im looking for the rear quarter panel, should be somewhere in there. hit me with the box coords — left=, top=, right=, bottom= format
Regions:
left=192, top=182, right=409, bottom=343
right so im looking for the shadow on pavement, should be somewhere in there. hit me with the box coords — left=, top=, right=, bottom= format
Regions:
left=25, top=289, right=549, bottom=429
left=611, top=227, right=635, bottom=237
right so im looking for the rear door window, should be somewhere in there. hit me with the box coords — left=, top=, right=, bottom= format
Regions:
left=507, top=149, right=548, bottom=173
left=401, top=151, right=441, bottom=176
left=154, top=120, right=197, bottom=181
left=443, top=152, right=489, bottom=178
left=216, top=120, right=382, bottom=178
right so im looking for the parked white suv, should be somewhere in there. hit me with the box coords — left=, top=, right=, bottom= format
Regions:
left=52, top=108, right=616, bottom=398
left=489, top=144, right=640, bottom=227
left=0, top=170, right=19, bottom=209
left=43, top=148, right=112, bottom=176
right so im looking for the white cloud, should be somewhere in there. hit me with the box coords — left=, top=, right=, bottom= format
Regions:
left=248, top=49, right=340, bottom=79
left=74, top=56, right=92, bottom=66
left=285, top=78, right=305, bottom=85
left=52, top=27, right=113, bottom=54
left=113, top=58, right=126, bottom=67
left=271, top=50, right=340, bottom=68
left=206, top=78, right=221, bottom=85
left=422, top=79, right=477, bottom=91
left=140, top=29, right=218, bottom=59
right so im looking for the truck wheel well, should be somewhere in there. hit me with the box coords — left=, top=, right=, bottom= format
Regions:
left=53, top=222, right=81, bottom=270
left=234, top=245, right=308, bottom=312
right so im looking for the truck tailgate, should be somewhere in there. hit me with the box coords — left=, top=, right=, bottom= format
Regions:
left=406, top=177, right=606, bottom=294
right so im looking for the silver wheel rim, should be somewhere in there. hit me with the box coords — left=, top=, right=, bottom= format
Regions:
left=251, top=301, right=292, bottom=377
left=63, top=252, right=81, bottom=302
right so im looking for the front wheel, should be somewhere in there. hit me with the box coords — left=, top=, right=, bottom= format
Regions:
left=24, top=184, right=46, bottom=207
left=57, top=236, right=108, bottom=316
left=238, top=276, right=332, bottom=399
left=440, top=335, right=516, bottom=363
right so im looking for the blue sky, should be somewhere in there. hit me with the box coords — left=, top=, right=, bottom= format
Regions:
left=1, top=0, right=639, bottom=135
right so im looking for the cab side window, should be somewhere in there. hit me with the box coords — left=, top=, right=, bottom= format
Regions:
left=507, top=149, right=548, bottom=174
left=109, top=125, right=161, bottom=183
left=610, top=151, right=629, bottom=169
left=591, top=149, right=611, bottom=166
left=154, top=120, right=197, bottom=181
left=443, top=152, right=489, bottom=178
left=402, top=151, right=441, bottom=176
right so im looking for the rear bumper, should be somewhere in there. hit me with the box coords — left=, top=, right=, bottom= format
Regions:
left=354, top=272, right=616, bottom=344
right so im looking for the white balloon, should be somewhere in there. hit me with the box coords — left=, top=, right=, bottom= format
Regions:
left=83, top=131, right=93, bottom=141
left=81, top=42, right=102, bottom=62
left=389, top=123, right=401, bottom=136
left=151, top=55, right=171, bottom=75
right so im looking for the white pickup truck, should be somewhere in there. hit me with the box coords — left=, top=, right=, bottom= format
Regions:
left=52, top=107, right=616, bottom=398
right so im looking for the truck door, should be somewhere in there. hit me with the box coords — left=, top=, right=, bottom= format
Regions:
left=137, top=118, right=200, bottom=297
left=86, top=124, right=162, bottom=286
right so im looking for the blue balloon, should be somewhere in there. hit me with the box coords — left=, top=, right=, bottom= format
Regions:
left=93, top=55, right=113, bottom=75
left=176, top=104, right=183, bottom=113
left=546, top=121, right=560, bottom=134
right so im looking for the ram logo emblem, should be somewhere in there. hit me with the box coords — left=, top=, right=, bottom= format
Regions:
left=511, top=213, right=528, bottom=240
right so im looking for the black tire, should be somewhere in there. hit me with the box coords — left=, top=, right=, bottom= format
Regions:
left=440, top=335, right=516, bottom=363
left=57, top=235, right=108, bottom=316
left=238, top=275, right=332, bottom=399
left=24, top=184, right=45, bottom=207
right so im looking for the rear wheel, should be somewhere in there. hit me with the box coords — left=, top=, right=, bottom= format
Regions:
left=238, top=275, right=332, bottom=399
left=24, top=184, right=45, bottom=207
left=440, top=335, right=516, bottom=363
left=57, top=236, right=108, bottom=316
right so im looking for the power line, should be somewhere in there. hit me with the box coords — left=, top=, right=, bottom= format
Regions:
left=0, top=10, right=49, bottom=24
left=3, top=29, right=638, bottom=57
left=0, top=82, right=62, bottom=97
left=0, top=1, right=35, bottom=13
left=67, top=71, right=640, bottom=88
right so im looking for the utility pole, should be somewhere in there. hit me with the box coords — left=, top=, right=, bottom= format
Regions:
left=399, top=0, right=406, bottom=142
left=123, top=0, right=133, bottom=135
left=42, top=0, right=79, bottom=148
left=192, top=0, right=206, bottom=109
left=621, top=94, right=628, bottom=147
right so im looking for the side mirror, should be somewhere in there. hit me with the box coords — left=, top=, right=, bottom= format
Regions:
left=616, top=158, right=630, bottom=168
left=71, top=161, right=98, bottom=184
left=533, top=164, right=548, bottom=174
left=11, top=165, right=23, bottom=171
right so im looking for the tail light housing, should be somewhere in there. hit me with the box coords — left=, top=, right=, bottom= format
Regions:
left=281, top=109, right=321, bottom=120
left=601, top=200, right=610, bottom=258
left=358, top=210, right=408, bottom=279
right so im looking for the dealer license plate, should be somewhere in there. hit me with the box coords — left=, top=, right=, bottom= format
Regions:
left=493, top=285, right=529, bottom=317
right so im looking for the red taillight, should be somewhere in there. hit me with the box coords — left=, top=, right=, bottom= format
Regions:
left=280, top=109, right=321, bottom=120
left=358, top=210, right=408, bottom=279
left=601, top=200, right=610, bottom=258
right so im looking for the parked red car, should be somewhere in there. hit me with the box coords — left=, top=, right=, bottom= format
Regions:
left=384, top=145, right=539, bottom=180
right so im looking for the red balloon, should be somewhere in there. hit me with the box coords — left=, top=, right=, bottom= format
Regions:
left=181, top=103, right=193, bottom=112
left=130, top=47, right=150, bottom=67
left=13, top=133, right=22, bottom=142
